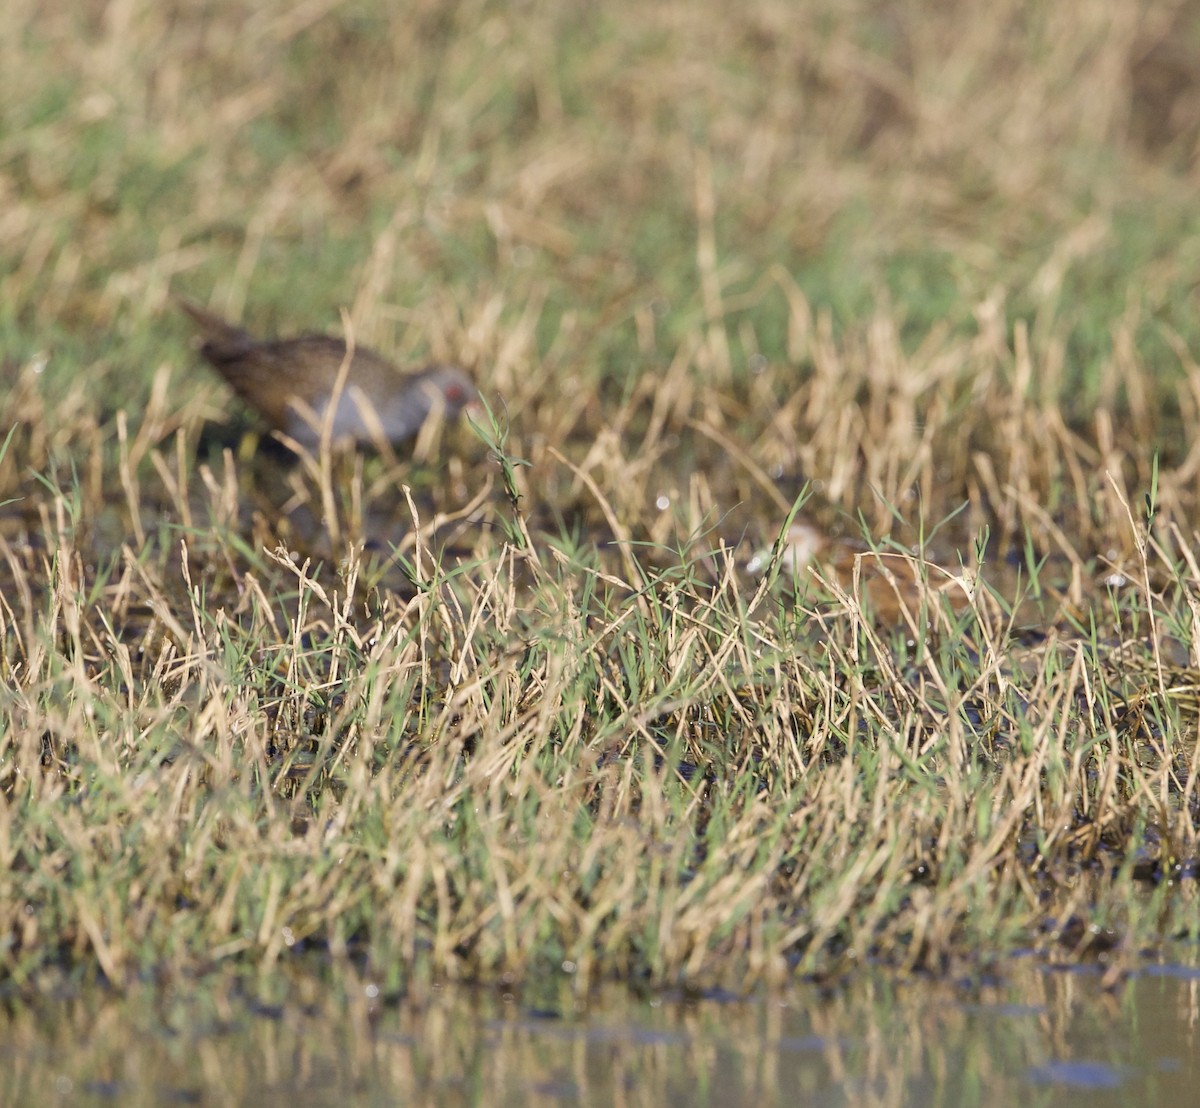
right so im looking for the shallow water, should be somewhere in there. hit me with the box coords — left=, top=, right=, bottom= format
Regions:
left=3, top=954, right=1198, bottom=1107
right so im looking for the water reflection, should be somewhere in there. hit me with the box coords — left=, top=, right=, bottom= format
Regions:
left=1, top=956, right=1197, bottom=1106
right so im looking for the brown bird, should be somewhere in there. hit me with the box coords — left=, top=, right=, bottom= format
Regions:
left=747, top=519, right=978, bottom=623
left=178, top=298, right=477, bottom=450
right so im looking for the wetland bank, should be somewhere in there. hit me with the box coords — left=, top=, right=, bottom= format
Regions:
left=3, top=0, right=1200, bottom=1102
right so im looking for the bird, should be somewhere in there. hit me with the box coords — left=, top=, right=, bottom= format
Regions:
left=747, top=519, right=977, bottom=622
left=177, top=297, right=477, bottom=450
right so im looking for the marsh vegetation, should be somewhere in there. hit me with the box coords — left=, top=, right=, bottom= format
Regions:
left=2, top=1, right=1200, bottom=1003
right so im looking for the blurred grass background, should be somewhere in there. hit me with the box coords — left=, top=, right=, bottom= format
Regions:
left=5, top=0, right=1200, bottom=420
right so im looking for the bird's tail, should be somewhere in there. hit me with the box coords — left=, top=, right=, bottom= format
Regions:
left=175, top=296, right=256, bottom=360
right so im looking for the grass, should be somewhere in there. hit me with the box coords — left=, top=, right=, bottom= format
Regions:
left=2, top=0, right=1200, bottom=997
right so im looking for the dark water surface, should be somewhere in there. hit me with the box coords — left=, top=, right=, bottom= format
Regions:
left=2, top=955, right=1198, bottom=1107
